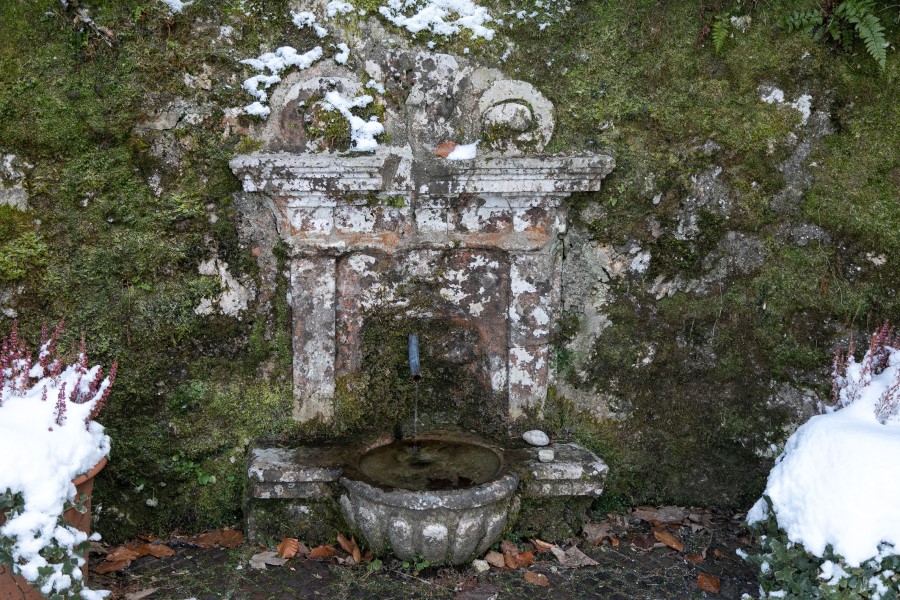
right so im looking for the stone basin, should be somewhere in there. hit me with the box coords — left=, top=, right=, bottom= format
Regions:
left=339, top=435, right=519, bottom=565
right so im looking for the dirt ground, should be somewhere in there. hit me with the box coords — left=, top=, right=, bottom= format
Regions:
left=94, top=507, right=759, bottom=600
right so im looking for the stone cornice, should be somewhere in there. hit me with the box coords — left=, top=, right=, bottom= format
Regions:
left=229, top=151, right=615, bottom=202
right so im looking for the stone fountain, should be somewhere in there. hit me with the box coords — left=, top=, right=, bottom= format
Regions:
left=233, top=29, right=614, bottom=564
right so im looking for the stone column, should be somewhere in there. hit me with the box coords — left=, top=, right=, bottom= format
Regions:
left=290, top=256, right=337, bottom=422
left=507, top=244, right=562, bottom=421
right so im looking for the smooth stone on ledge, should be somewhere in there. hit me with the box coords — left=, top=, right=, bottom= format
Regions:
left=522, top=430, right=550, bottom=446
left=538, top=449, right=555, bottom=463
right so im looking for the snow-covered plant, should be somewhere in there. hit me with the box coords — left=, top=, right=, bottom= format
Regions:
left=745, top=323, right=900, bottom=599
left=748, top=504, right=899, bottom=599
left=1, top=321, right=116, bottom=599
left=830, top=322, right=900, bottom=424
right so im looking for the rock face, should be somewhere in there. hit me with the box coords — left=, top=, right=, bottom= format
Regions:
left=0, top=153, right=29, bottom=210
left=230, top=42, right=614, bottom=430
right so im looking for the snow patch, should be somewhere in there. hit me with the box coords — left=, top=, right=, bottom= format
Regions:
left=292, top=11, right=329, bottom=38
left=240, top=46, right=324, bottom=117
left=748, top=341, right=900, bottom=567
left=322, top=91, right=385, bottom=152
left=325, top=1, right=355, bottom=18
left=446, top=141, right=479, bottom=160
left=333, top=42, right=350, bottom=65
left=159, top=0, right=192, bottom=13
left=379, top=0, right=496, bottom=40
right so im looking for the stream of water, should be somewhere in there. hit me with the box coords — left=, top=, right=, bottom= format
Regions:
left=412, top=382, right=419, bottom=452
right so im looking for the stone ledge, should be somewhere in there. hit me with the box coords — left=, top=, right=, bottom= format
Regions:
left=512, top=442, right=609, bottom=498
left=230, top=152, right=615, bottom=198
left=248, top=447, right=350, bottom=500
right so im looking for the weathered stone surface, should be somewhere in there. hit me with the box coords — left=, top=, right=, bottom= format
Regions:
left=229, top=42, right=614, bottom=428
left=290, top=256, right=338, bottom=421
left=339, top=473, right=519, bottom=565
left=248, top=447, right=350, bottom=499
left=0, top=153, right=29, bottom=210
left=514, top=443, right=609, bottom=498
left=477, top=79, right=554, bottom=154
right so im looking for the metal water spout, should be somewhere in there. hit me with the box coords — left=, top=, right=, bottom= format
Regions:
left=408, top=334, right=421, bottom=381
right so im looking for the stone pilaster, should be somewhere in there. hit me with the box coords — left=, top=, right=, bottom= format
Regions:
left=290, top=256, right=337, bottom=422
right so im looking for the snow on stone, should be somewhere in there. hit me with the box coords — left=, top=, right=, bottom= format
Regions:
left=333, top=42, right=350, bottom=64
left=379, top=0, right=496, bottom=40
left=244, top=101, right=271, bottom=118
left=159, top=0, right=192, bottom=13
left=365, top=79, right=386, bottom=94
left=748, top=342, right=900, bottom=567
left=292, top=11, right=329, bottom=38
left=322, top=91, right=385, bottom=152
left=446, top=141, right=478, bottom=160
left=325, top=1, right=355, bottom=18
left=1, top=352, right=112, bottom=597
left=240, top=46, right=324, bottom=117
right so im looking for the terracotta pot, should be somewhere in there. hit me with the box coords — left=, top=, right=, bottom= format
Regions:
left=0, top=457, right=107, bottom=600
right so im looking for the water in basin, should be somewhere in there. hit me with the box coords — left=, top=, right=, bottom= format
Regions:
left=358, top=439, right=501, bottom=491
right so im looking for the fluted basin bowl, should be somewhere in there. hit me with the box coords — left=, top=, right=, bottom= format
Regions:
left=339, top=436, right=519, bottom=565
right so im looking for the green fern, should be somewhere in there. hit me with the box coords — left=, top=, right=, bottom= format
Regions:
left=784, top=0, right=889, bottom=70
left=785, top=9, right=823, bottom=33
left=711, top=15, right=731, bottom=55
left=851, top=11, right=888, bottom=69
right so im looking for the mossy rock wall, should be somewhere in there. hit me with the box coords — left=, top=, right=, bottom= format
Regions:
left=0, top=0, right=896, bottom=541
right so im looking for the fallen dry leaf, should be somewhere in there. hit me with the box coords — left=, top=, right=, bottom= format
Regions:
left=124, top=589, right=159, bottom=600
left=653, top=530, right=685, bottom=552
left=550, top=545, right=599, bottom=568
left=249, top=550, right=287, bottom=570
left=608, top=536, right=620, bottom=548
left=628, top=533, right=657, bottom=550
left=434, top=140, right=457, bottom=158
left=104, top=546, right=141, bottom=564
left=94, top=542, right=174, bottom=573
left=531, top=539, right=555, bottom=554
left=363, top=551, right=373, bottom=563
left=697, top=573, right=721, bottom=593
left=484, top=550, right=506, bottom=569
left=632, top=506, right=688, bottom=524
left=713, top=548, right=725, bottom=559
left=138, top=544, right=175, bottom=559
left=309, top=545, right=339, bottom=559
left=503, top=551, right=518, bottom=569
left=523, top=570, right=549, bottom=587
left=336, top=534, right=362, bottom=564
left=190, top=528, right=244, bottom=549
left=277, top=538, right=300, bottom=559
left=582, top=521, right=613, bottom=544
left=685, top=554, right=704, bottom=564
left=515, top=550, right=535, bottom=568
left=93, top=560, right=131, bottom=574
left=500, top=539, right=519, bottom=556
left=88, top=541, right=108, bottom=556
